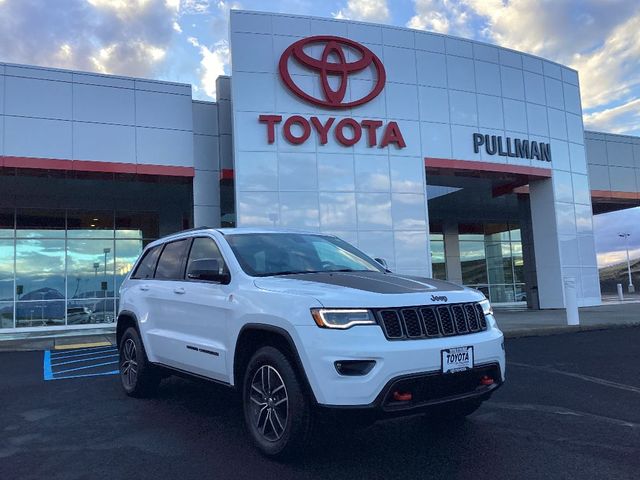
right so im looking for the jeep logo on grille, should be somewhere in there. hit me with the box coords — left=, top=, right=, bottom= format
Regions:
left=431, top=295, right=448, bottom=302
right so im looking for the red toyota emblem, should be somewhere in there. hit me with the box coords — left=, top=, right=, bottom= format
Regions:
left=279, top=35, right=386, bottom=109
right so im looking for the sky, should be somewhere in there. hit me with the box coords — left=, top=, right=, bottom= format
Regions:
left=0, top=0, right=638, bottom=267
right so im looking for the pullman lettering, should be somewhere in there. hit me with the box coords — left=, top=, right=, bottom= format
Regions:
left=472, top=133, right=551, bottom=162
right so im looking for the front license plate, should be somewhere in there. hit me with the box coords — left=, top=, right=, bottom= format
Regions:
left=441, top=346, right=474, bottom=374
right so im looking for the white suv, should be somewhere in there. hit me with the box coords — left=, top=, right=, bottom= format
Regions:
left=117, top=228, right=505, bottom=457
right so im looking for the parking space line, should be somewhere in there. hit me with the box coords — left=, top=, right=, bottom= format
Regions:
left=44, top=346, right=120, bottom=381
left=51, top=353, right=118, bottom=367
left=50, top=347, right=116, bottom=360
left=54, top=360, right=119, bottom=375
left=508, top=361, right=640, bottom=395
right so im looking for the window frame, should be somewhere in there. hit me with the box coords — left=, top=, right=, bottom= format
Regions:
left=130, top=244, right=162, bottom=280
left=152, top=238, right=191, bottom=281
left=183, top=236, right=231, bottom=284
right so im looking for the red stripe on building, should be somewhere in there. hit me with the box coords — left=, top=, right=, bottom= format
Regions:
left=424, top=157, right=552, bottom=179
left=0, top=156, right=195, bottom=177
left=590, top=190, right=640, bottom=201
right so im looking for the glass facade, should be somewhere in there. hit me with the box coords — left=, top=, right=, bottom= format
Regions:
left=429, top=233, right=446, bottom=280
left=0, top=209, right=158, bottom=329
left=459, top=223, right=524, bottom=303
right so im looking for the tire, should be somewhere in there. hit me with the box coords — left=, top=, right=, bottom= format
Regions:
left=242, top=346, right=313, bottom=458
left=119, top=327, right=161, bottom=398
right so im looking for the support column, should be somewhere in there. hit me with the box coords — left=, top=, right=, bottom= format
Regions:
left=529, top=178, right=565, bottom=308
left=443, top=222, right=463, bottom=284
left=518, top=194, right=539, bottom=309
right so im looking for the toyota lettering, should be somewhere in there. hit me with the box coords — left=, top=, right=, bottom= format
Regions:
left=258, top=35, right=406, bottom=149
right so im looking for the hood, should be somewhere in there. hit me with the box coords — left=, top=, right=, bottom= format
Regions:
left=253, top=271, right=482, bottom=308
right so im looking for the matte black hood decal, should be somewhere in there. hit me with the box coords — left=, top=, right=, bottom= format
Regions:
left=279, top=271, right=464, bottom=294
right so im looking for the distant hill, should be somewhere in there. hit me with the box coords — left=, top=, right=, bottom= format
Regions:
left=599, top=257, right=640, bottom=293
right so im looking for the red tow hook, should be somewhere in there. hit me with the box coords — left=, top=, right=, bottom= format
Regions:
left=480, top=375, right=494, bottom=386
left=392, top=391, right=413, bottom=402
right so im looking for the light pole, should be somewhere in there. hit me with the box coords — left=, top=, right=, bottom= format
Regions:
left=618, top=233, right=635, bottom=293
left=93, top=262, right=100, bottom=297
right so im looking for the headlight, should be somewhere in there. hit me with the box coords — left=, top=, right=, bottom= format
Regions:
left=479, top=299, right=493, bottom=316
left=311, top=309, right=376, bottom=329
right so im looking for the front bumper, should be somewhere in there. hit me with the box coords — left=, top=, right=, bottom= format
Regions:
left=294, top=318, right=505, bottom=407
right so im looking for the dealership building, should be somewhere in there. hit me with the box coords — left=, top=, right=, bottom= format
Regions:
left=1, top=10, right=640, bottom=333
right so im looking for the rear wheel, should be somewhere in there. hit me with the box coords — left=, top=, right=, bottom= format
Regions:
left=242, top=346, right=313, bottom=458
left=119, top=327, right=160, bottom=397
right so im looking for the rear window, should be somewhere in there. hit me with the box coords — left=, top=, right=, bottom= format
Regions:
left=154, top=239, right=190, bottom=280
left=131, top=245, right=161, bottom=279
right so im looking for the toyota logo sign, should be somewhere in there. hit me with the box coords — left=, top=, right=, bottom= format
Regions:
left=278, top=35, right=386, bottom=108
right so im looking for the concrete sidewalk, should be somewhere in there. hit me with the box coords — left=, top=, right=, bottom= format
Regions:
left=0, top=327, right=115, bottom=352
left=0, top=302, right=638, bottom=351
left=495, top=302, right=640, bottom=337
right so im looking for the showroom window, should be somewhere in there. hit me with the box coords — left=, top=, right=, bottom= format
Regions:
left=0, top=209, right=158, bottom=329
left=459, top=223, right=525, bottom=303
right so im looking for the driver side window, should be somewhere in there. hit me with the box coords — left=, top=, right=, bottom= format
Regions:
left=186, top=237, right=228, bottom=278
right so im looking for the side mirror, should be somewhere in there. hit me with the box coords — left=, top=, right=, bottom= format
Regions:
left=187, top=258, right=230, bottom=284
left=374, top=257, right=388, bottom=269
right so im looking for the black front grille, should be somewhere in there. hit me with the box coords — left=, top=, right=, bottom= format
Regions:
left=401, top=309, right=423, bottom=337
left=375, top=302, right=488, bottom=340
left=379, top=310, right=403, bottom=339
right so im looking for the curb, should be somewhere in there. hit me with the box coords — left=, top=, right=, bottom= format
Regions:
left=502, top=321, right=640, bottom=339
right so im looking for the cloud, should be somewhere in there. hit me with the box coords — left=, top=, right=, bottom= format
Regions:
left=584, top=98, right=640, bottom=134
left=406, top=0, right=640, bottom=132
left=188, top=37, right=229, bottom=98
left=333, top=0, right=390, bottom=23
left=594, top=207, right=640, bottom=267
left=0, top=0, right=180, bottom=78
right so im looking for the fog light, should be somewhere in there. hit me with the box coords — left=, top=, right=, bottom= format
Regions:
left=334, top=360, right=376, bottom=376
left=392, top=391, right=412, bottom=402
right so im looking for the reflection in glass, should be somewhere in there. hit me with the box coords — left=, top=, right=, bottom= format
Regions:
left=67, top=239, right=115, bottom=299
left=16, top=209, right=65, bottom=238
left=0, top=302, right=13, bottom=328
left=16, top=300, right=65, bottom=327
left=16, top=239, right=65, bottom=301
left=67, top=211, right=114, bottom=238
left=116, top=212, right=159, bottom=239
left=0, top=209, right=14, bottom=238
left=489, top=284, right=515, bottom=303
left=115, top=239, right=144, bottom=292
left=0, top=240, right=14, bottom=302
left=429, top=234, right=446, bottom=280
left=457, top=223, right=525, bottom=303
left=66, top=298, right=115, bottom=325
left=460, top=240, right=487, bottom=284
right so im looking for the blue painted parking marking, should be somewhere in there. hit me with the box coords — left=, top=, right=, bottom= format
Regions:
left=44, top=346, right=119, bottom=381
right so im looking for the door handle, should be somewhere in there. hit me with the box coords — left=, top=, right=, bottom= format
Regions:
left=174, top=287, right=186, bottom=295
left=139, top=285, right=150, bottom=291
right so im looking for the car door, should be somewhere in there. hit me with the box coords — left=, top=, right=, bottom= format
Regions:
left=143, top=238, right=191, bottom=368
left=175, top=236, right=232, bottom=381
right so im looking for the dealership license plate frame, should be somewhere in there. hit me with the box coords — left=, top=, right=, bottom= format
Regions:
left=441, top=346, right=474, bottom=374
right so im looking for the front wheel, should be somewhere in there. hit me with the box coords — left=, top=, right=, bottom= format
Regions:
left=119, top=327, right=160, bottom=398
left=242, top=346, right=313, bottom=458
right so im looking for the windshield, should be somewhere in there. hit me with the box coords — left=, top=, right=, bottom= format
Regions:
left=225, top=233, right=385, bottom=277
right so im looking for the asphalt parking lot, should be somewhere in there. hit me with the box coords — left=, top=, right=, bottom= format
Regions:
left=1, top=328, right=639, bottom=480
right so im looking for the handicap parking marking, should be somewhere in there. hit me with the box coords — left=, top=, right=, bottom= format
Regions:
left=44, top=346, right=119, bottom=381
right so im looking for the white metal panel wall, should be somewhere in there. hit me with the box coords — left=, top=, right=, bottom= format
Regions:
left=230, top=11, right=430, bottom=276
left=229, top=10, right=601, bottom=306
left=192, top=100, right=221, bottom=227
left=585, top=131, right=640, bottom=194
left=0, top=62, right=194, bottom=169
